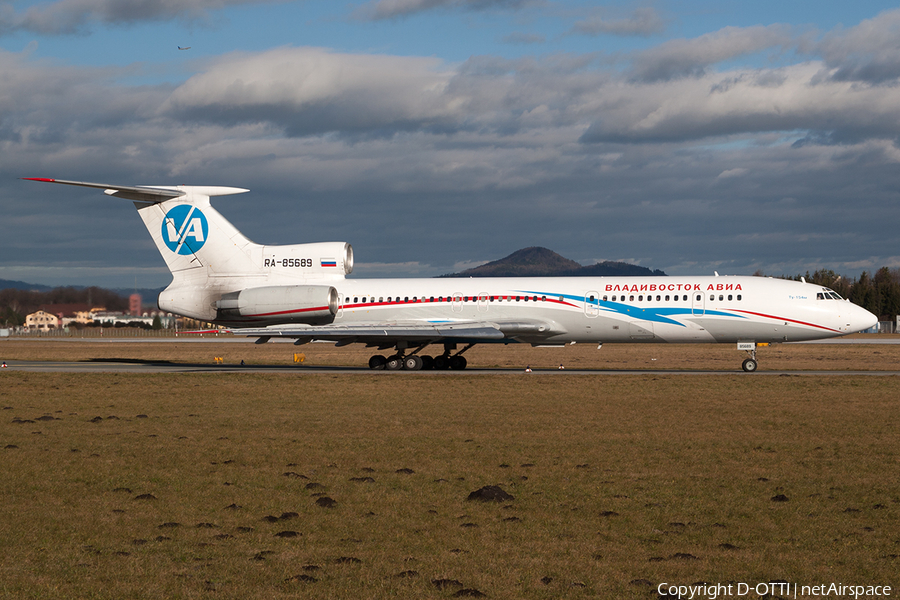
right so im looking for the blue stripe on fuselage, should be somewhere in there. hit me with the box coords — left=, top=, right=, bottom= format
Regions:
left=516, top=290, right=747, bottom=328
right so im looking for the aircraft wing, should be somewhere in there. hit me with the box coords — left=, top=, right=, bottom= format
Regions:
left=231, top=319, right=565, bottom=346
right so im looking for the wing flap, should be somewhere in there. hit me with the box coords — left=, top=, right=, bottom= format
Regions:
left=231, top=318, right=565, bottom=345
left=234, top=322, right=506, bottom=342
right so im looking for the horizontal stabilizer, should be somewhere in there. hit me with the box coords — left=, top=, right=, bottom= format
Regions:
left=23, top=178, right=249, bottom=204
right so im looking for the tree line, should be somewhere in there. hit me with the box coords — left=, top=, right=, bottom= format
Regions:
left=777, top=267, right=900, bottom=321
left=0, top=287, right=128, bottom=327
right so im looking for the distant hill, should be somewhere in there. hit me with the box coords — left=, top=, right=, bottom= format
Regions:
left=441, top=247, right=665, bottom=277
left=0, top=279, right=164, bottom=300
left=569, top=261, right=666, bottom=277
left=0, top=279, right=53, bottom=292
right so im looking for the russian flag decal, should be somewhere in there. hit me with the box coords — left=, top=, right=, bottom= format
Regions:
left=321, top=258, right=337, bottom=267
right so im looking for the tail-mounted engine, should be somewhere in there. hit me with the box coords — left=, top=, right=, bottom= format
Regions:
left=216, top=285, right=339, bottom=325
left=261, top=242, right=353, bottom=279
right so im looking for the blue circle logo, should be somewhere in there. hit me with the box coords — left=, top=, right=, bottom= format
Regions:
left=161, top=205, right=209, bottom=255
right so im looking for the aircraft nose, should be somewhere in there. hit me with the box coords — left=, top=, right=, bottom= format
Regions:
left=850, top=302, right=878, bottom=333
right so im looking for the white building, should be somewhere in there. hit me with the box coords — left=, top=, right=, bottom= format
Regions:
left=25, top=310, right=60, bottom=331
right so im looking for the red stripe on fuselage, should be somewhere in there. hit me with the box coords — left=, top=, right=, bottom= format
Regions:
left=731, top=309, right=840, bottom=333
left=339, top=296, right=578, bottom=310
left=246, top=305, right=330, bottom=317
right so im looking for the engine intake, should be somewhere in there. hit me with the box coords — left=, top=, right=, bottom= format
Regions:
left=216, top=285, right=338, bottom=324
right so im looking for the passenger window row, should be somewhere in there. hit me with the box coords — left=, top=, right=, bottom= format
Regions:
left=344, top=293, right=744, bottom=305
left=343, top=295, right=552, bottom=304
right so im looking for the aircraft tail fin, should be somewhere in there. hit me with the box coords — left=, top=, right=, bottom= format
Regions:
left=24, top=178, right=258, bottom=279
left=26, top=177, right=352, bottom=322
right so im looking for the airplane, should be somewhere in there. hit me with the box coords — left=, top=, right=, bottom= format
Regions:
left=24, top=178, right=879, bottom=372
left=178, top=46, right=191, bottom=50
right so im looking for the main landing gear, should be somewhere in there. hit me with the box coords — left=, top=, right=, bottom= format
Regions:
left=368, top=343, right=473, bottom=371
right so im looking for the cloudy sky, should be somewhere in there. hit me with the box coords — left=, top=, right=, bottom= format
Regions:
left=3, top=0, right=900, bottom=288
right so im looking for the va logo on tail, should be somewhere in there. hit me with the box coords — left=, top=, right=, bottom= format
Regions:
left=162, top=205, right=208, bottom=255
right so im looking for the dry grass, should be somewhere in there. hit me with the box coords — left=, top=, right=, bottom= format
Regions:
left=1, top=370, right=898, bottom=599
left=2, top=335, right=900, bottom=371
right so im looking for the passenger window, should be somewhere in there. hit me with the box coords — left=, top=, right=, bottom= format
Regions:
left=665, top=295, right=670, bottom=301
left=542, top=296, right=546, bottom=301
left=737, top=295, right=742, bottom=301
left=404, top=297, right=409, bottom=302
left=656, top=295, right=661, bottom=301
left=638, top=295, right=643, bottom=301
left=719, top=295, right=723, bottom=301
left=603, top=296, right=608, bottom=301
left=354, top=297, right=358, bottom=303
left=629, top=295, right=635, bottom=301
left=696, top=294, right=701, bottom=301
left=727, top=295, right=732, bottom=301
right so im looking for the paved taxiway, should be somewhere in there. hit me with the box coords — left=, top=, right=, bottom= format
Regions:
left=3, top=360, right=899, bottom=376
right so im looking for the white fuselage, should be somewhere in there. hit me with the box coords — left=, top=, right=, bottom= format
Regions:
left=273, top=274, right=870, bottom=345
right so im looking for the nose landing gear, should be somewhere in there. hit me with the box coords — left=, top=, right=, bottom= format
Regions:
left=738, top=342, right=764, bottom=372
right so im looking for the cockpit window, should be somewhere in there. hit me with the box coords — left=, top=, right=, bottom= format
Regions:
left=818, top=289, right=843, bottom=300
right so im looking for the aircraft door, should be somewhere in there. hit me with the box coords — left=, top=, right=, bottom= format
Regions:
left=452, top=293, right=463, bottom=313
left=692, top=291, right=705, bottom=316
left=584, top=290, right=600, bottom=318
left=477, top=292, right=489, bottom=312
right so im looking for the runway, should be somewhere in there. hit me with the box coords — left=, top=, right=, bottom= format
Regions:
left=3, top=359, right=899, bottom=376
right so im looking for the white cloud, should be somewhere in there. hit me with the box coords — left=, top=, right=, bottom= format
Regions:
left=581, top=62, right=900, bottom=143
left=0, top=0, right=277, bottom=35
left=716, top=168, right=748, bottom=179
left=814, top=8, right=900, bottom=83
left=569, top=7, right=665, bottom=38
left=630, top=24, right=793, bottom=81
left=160, top=47, right=460, bottom=137
left=353, top=0, right=536, bottom=21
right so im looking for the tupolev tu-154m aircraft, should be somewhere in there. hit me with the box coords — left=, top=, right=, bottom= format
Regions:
left=26, top=178, right=879, bottom=372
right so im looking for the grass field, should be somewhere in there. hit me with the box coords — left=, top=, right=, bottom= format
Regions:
left=1, top=342, right=899, bottom=599
left=2, top=335, right=900, bottom=371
